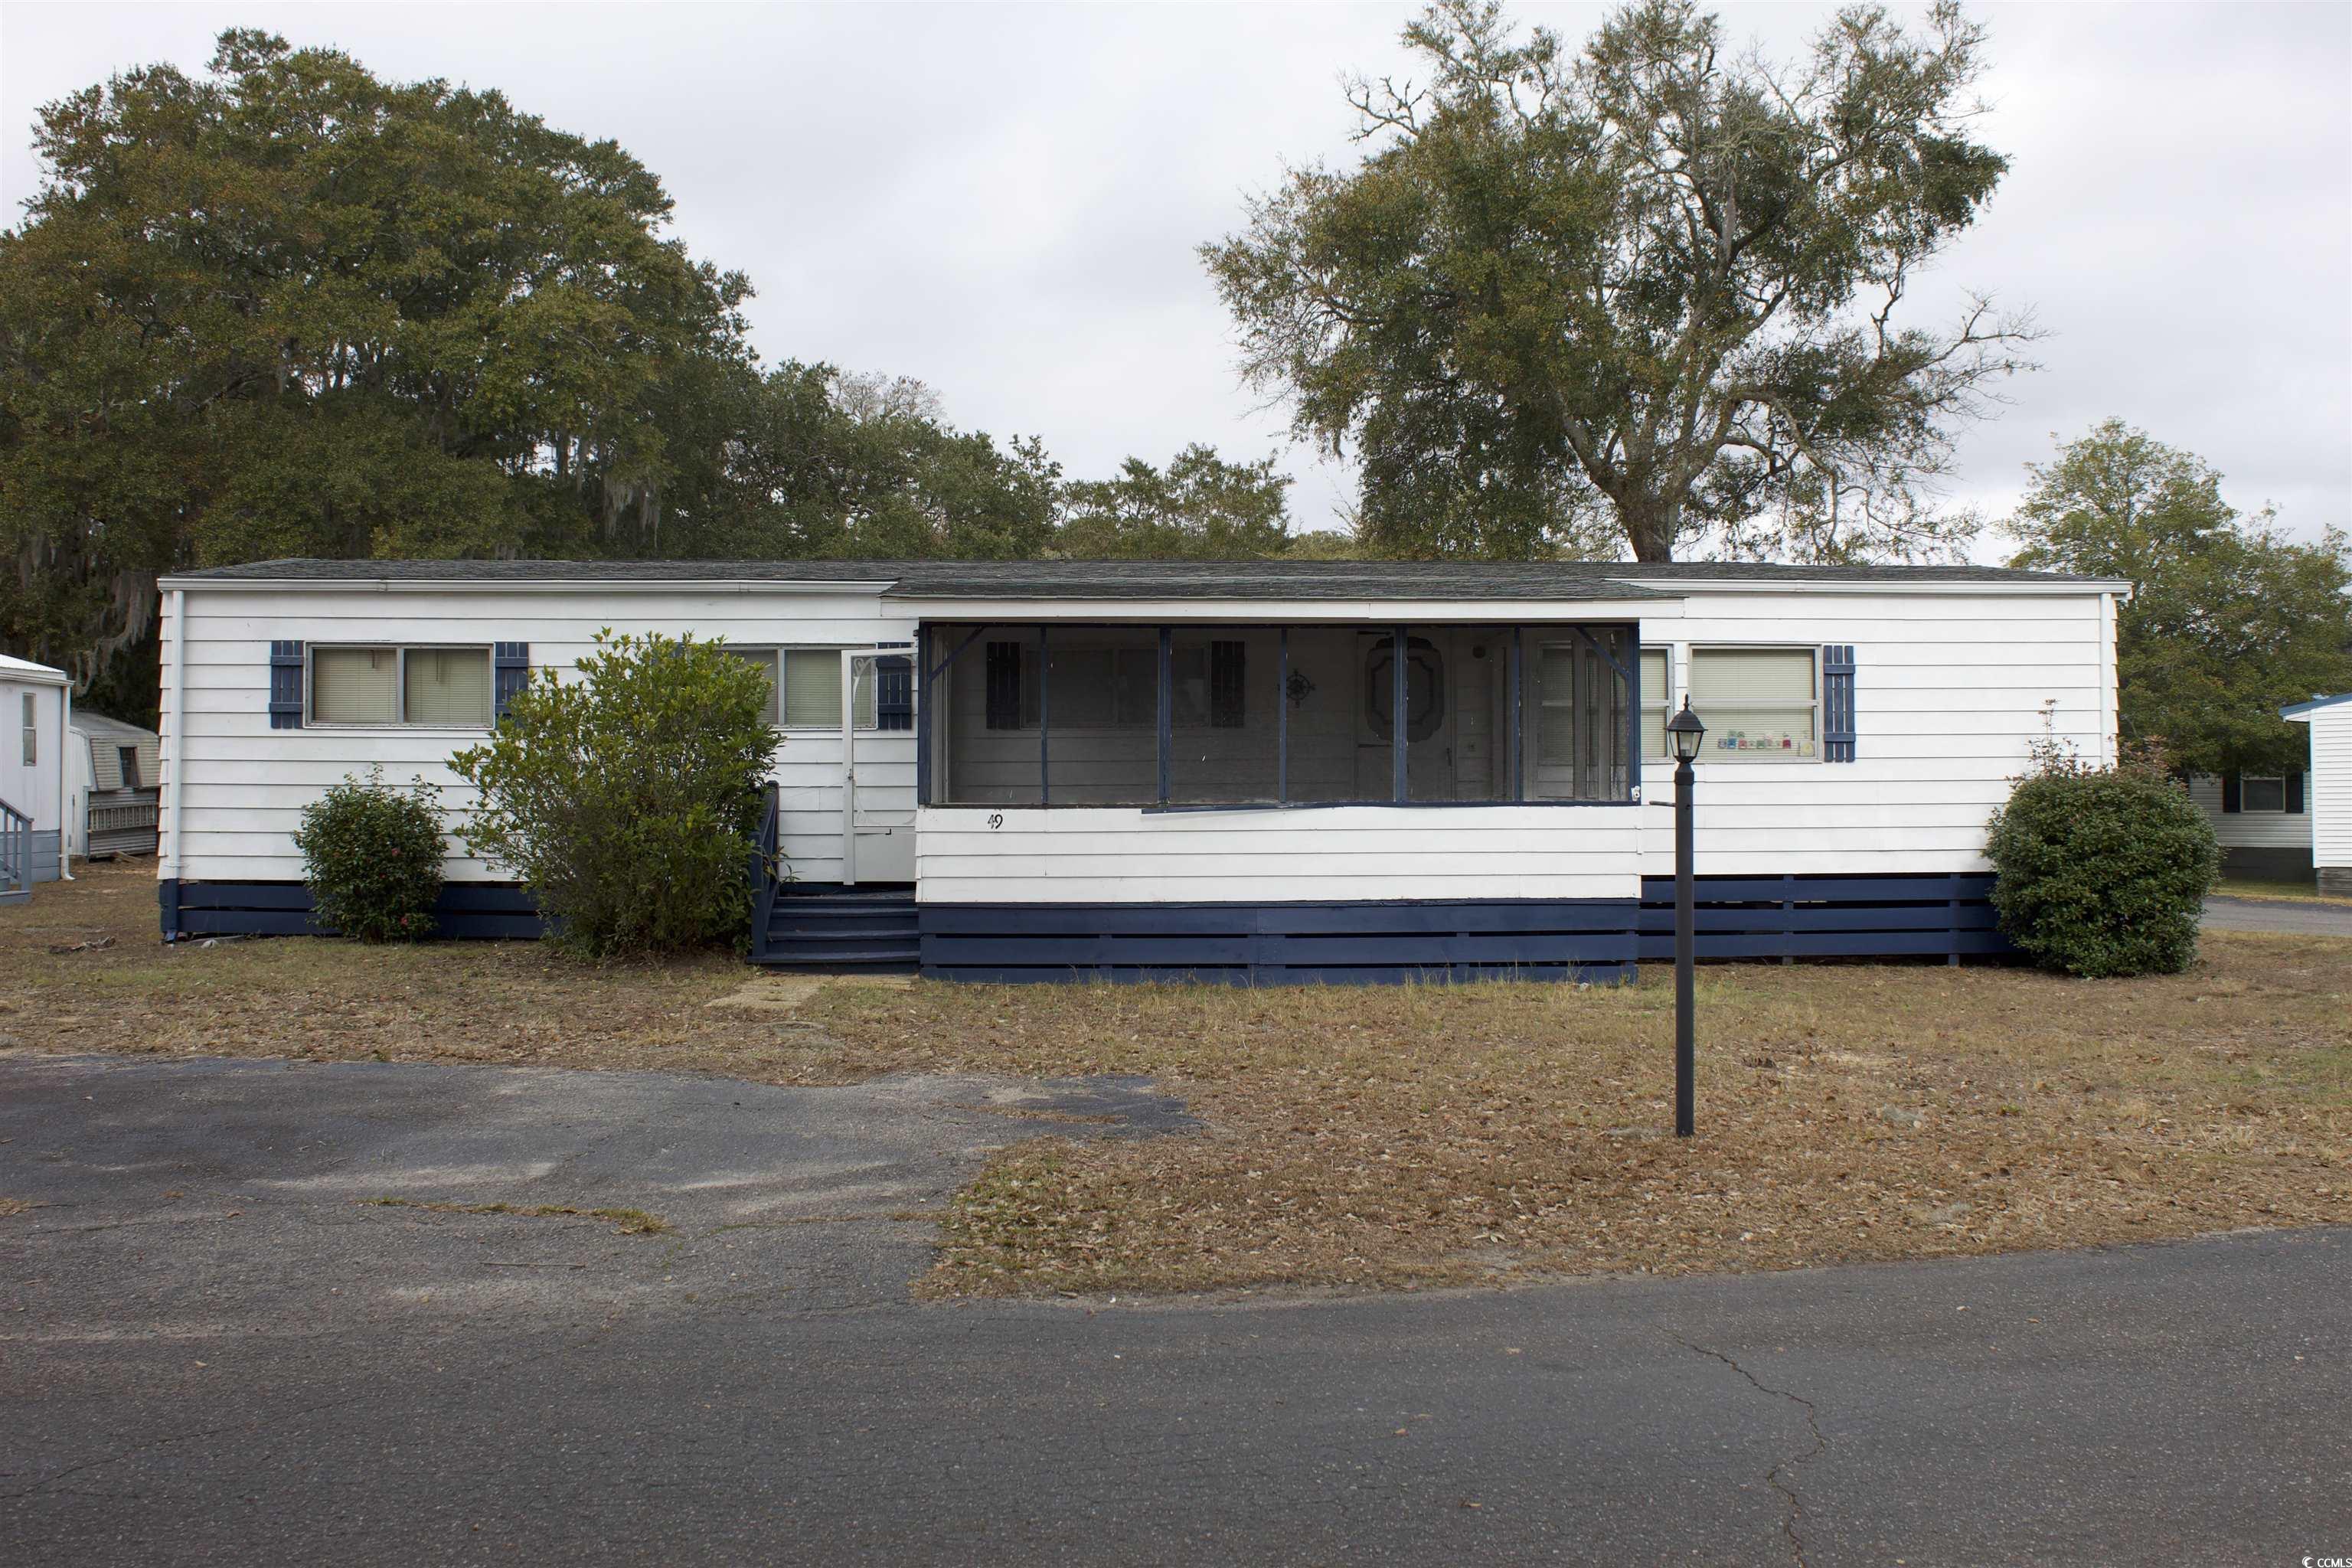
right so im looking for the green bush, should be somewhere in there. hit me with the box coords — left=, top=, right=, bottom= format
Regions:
left=293, top=767, right=447, bottom=942
left=452, top=630, right=779, bottom=958
left=1985, top=750, right=2220, bottom=978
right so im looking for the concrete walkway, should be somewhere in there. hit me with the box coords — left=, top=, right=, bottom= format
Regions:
left=5, top=1053, right=2348, bottom=1566
left=2202, top=893, right=2352, bottom=935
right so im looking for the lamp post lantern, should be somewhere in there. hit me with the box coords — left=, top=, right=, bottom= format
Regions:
left=1664, top=699, right=1707, bottom=1138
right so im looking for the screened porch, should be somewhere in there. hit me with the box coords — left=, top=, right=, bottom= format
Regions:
left=919, top=623, right=1657, bottom=809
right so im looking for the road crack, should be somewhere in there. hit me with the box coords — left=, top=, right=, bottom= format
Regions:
left=1667, top=1334, right=1827, bottom=1568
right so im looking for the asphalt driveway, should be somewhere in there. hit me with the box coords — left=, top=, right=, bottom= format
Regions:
left=2203, top=894, right=2352, bottom=935
left=5, top=1053, right=2348, bottom=1566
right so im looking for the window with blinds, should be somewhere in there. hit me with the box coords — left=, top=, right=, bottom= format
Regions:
left=1639, top=648, right=1670, bottom=759
left=727, top=648, right=877, bottom=730
left=1688, top=647, right=1818, bottom=760
left=309, top=647, right=490, bottom=727
left=310, top=648, right=400, bottom=724
left=403, top=648, right=492, bottom=726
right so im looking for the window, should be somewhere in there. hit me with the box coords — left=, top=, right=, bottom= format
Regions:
left=1639, top=648, right=1670, bottom=759
left=20, top=693, right=33, bottom=766
left=2240, top=775, right=2287, bottom=813
left=309, top=647, right=492, bottom=727
left=119, top=746, right=142, bottom=791
left=1688, top=647, right=1817, bottom=760
left=724, top=648, right=877, bottom=730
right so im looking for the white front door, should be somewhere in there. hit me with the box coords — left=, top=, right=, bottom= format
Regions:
left=839, top=650, right=917, bottom=885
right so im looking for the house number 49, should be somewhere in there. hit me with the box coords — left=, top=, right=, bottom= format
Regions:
left=987, top=813, right=1004, bottom=830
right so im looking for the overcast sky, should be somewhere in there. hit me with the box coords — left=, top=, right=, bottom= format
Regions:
left=5, top=2, right=2347, bottom=557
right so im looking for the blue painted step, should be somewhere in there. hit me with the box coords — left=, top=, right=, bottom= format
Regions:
left=755, top=885, right=919, bottom=972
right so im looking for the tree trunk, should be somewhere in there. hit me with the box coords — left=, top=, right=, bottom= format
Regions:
left=1620, top=493, right=1680, bottom=562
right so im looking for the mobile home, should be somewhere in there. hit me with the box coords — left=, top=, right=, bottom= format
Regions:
left=155, top=558, right=2128, bottom=980
left=1, top=651, right=70, bottom=903
left=2282, top=694, right=2351, bottom=897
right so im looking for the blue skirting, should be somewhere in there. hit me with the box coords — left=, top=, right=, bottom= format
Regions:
left=162, top=880, right=545, bottom=942
left=920, top=900, right=1642, bottom=985
left=1636, top=872, right=2015, bottom=962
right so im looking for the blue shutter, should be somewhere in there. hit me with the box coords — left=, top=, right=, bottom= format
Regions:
left=493, top=643, right=531, bottom=721
left=1821, top=644, right=1856, bottom=763
left=268, top=642, right=304, bottom=730
left=2221, top=774, right=2241, bottom=813
left=2287, top=769, right=2305, bottom=815
left=874, top=655, right=913, bottom=732
left=1209, top=639, right=1246, bottom=729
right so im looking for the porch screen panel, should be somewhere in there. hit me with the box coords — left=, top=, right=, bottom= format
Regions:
left=1403, top=626, right=1510, bottom=802
left=1281, top=626, right=1389, bottom=802
left=938, top=626, right=1044, bottom=804
left=1170, top=627, right=1280, bottom=805
left=1045, top=627, right=1160, bottom=805
left=1520, top=628, right=1632, bottom=801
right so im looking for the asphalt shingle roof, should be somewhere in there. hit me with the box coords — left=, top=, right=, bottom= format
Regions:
left=169, top=557, right=2107, bottom=599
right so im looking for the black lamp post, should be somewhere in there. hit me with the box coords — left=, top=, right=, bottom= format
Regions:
left=1664, top=698, right=1708, bottom=1138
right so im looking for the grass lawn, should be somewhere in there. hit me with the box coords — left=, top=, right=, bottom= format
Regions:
left=2213, top=876, right=2352, bottom=908
left=8, top=859, right=2350, bottom=1297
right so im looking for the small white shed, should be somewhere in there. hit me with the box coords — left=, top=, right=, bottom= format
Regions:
left=0, top=651, right=71, bottom=902
left=2282, top=694, right=2352, bottom=897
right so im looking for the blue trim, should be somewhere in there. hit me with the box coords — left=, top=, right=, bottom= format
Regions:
left=1625, top=631, right=1641, bottom=800
left=1037, top=622, right=1050, bottom=806
left=2280, top=692, right=2352, bottom=718
left=1137, top=799, right=1642, bottom=815
left=268, top=641, right=304, bottom=730
left=1157, top=626, right=1173, bottom=805
left=916, top=628, right=932, bottom=805
left=1508, top=629, right=1524, bottom=802
left=164, top=880, right=548, bottom=942
left=1391, top=626, right=1407, bottom=802
left=923, top=897, right=1641, bottom=986
left=1276, top=627, right=1289, bottom=805
left=492, top=642, right=531, bottom=722
left=1634, top=872, right=2015, bottom=962
left=1821, top=644, right=1857, bottom=762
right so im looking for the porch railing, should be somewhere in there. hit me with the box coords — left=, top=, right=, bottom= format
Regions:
left=746, top=782, right=781, bottom=959
left=0, top=795, right=29, bottom=902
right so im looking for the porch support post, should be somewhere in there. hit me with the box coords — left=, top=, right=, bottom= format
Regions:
left=1508, top=628, right=1523, bottom=802
left=1157, top=627, right=1173, bottom=805
left=1038, top=623, right=1050, bottom=807
left=1276, top=627, right=1289, bottom=805
left=1392, top=626, right=1407, bottom=803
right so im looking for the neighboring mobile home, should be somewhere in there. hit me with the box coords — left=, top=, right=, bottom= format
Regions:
left=2185, top=771, right=2312, bottom=879
left=153, top=558, right=2128, bottom=981
left=1, top=651, right=70, bottom=903
left=67, top=711, right=163, bottom=861
left=2282, top=694, right=2351, bottom=897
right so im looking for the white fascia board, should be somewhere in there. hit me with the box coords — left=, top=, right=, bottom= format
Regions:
left=1615, top=577, right=2134, bottom=597
left=884, top=596, right=1666, bottom=622
left=157, top=576, right=899, bottom=597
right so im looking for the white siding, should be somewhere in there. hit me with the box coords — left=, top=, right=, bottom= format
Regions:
left=2311, top=707, right=2352, bottom=871
left=166, top=586, right=915, bottom=885
left=1, top=677, right=67, bottom=839
left=165, top=577, right=2118, bottom=906
left=1637, top=591, right=2112, bottom=879
left=2185, top=773, right=2313, bottom=851
left=920, top=589, right=2115, bottom=901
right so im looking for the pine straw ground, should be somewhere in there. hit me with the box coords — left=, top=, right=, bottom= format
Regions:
left=7, top=859, right=2350, bottom=1296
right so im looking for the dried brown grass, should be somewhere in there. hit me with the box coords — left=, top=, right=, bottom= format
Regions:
left=8, top=860, right=2349, bottom=1295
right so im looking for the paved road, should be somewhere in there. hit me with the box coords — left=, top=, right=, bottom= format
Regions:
left=4, top=1054, right=2347, bottom=1566
left=2203, top=894, right=2352, bottom=936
